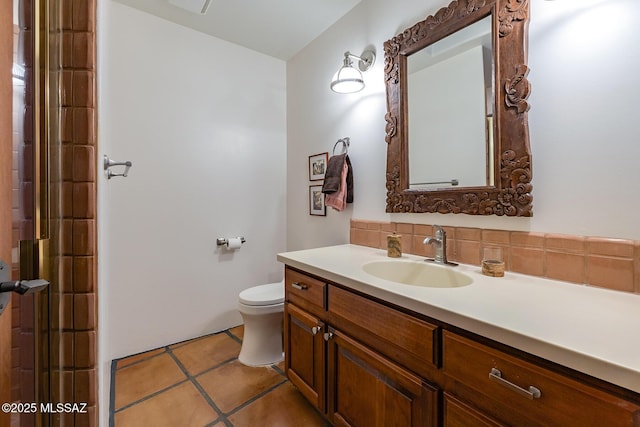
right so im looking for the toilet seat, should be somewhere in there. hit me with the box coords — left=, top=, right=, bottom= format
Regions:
left=238, top=281, right=284, bottom=306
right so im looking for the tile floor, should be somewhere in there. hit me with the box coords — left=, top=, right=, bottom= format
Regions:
left=110, top=326, right=328, bottom=427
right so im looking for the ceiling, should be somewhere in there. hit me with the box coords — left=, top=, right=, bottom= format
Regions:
left=113, top=0, right=362, bottom=60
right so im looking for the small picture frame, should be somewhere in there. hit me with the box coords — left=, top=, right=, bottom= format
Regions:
left=309, top=185, right=326, bottom=216
left=308, top=152, right=328, bottom=181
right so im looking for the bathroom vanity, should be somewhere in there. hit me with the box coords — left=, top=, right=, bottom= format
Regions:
left=278, top=244, right=640, bottom=426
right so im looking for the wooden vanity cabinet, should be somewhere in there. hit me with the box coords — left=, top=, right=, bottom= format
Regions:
left=328, top=285, right=440, bottom=380
left=284, top=267, right=440, bottom=426
left=285, top=268, right=327, bottom=318
left=284, top=266, right=640, bottom=426
left=443, top=392, right=505, bottom=427
left=285, top=303, right=326, bottom=412
left=326, top=327, right=438, bottom=427
left=442, top=331, right=640, bottom=426
left=284, top=269, right=328, bottom=412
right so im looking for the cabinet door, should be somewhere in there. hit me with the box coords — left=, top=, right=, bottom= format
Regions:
left=285, top=303, right=326, bottom=412
left=327, top=328, right=438, bottom=427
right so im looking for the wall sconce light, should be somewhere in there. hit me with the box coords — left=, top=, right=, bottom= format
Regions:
left=330, top=50, right=376, bottom=94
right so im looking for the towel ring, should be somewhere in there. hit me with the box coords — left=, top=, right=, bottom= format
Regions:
left=333, top=137, right=350, bottom=155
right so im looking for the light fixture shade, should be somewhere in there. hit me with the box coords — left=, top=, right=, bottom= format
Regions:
left=330, top=64, right=365, bottom=93
left=330, top=50, right=375, bottom=94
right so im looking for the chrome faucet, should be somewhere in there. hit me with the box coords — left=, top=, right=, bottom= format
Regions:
left=423, top=225, right=457, bottom=266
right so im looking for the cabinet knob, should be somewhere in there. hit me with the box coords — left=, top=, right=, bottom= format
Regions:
left=292, top=282, right=308, bottom=291
left=311, top=326, right=320, bottom=335
left=323, top=332, right=334, bottom=341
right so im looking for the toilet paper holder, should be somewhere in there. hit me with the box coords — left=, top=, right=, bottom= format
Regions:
left=216, top=237, right=246, bottom=247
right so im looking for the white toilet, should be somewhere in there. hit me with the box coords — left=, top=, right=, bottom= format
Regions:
left=237, top=281, right=285, bottom=366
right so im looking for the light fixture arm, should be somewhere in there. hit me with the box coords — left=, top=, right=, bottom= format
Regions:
left=343, top=50, right=376, bottom=72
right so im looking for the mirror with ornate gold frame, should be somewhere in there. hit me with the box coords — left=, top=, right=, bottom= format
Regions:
left=384, top=0, right=532, bottom=216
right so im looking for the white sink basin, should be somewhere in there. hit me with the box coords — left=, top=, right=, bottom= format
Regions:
left=362, top=260, right=473, bottom=288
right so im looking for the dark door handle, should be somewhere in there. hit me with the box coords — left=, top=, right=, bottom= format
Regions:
left=0, top=260, right=49, bottom=316
left=0, top=279, right=49, bottom=295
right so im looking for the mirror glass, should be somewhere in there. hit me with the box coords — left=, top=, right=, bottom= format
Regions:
left=384, top=0, right=532, bottom=216
left=407, top=16, right=493, bottom=190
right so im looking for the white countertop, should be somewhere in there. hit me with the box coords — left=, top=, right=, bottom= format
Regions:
left=277, top=244, right=640, bottom=394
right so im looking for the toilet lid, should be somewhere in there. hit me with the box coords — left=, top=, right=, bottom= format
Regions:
left=239, top=281, right=284, bottom=306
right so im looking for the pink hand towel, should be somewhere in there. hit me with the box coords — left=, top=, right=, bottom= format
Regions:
left=325, top=162, right=348, bottom=211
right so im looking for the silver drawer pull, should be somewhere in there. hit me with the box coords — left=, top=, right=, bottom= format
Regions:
left=291, top=282, right=308, bottom=291
left=489, top=368, right=541, bottom=400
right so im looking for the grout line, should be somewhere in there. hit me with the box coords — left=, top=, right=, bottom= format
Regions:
left=113, top=377, right=191, bottom=414
left=167, top=336, right=288, bottom=420
left=188, top=356, right=238, bottom=378
left=110, top=328, right=293, bottom=426
left=270, top=362, right=286, bottom=377
left=113, top=348, right=167, bottom=371
left=165, top=346, right=227, bottom=423
left=209, top=417, right=235, bottom=427
left=223, top=378, right=288, bottom=418
left=225, top=328, right=243, bottom=345
left=111, top=345, right=188, bottom=413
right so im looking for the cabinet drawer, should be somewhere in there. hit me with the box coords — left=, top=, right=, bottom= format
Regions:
left=443, top=331, right=640, bottom=426
left=328, top=285, right=439, bottom=379
left=285, top=268, right=326, bottom=315
left=443, top=393, right=505, bottom=427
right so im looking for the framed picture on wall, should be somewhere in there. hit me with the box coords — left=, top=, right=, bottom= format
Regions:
left=309, top=185, right=326, bottom=216
left=309, top=152, right=328, bottom=181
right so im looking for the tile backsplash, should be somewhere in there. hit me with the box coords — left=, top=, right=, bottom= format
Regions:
left=350, top=220, right=640, bottom=294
